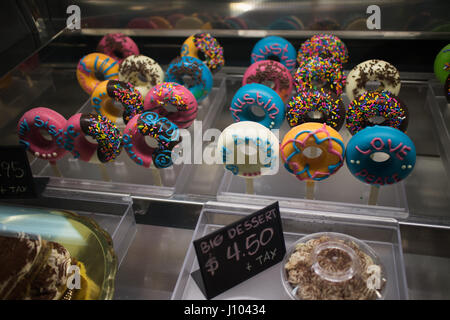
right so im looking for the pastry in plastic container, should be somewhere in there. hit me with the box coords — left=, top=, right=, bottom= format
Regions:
left=282, top=232, right=386, bottom=300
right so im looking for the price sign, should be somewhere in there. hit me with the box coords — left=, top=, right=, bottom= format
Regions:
left=0, top=146, right=36, bottom=198
left=193, top=202, right=285, bottom=299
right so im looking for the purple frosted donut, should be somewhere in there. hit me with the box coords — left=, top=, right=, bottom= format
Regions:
left=97, top=33, right=139, bottom=63
left=144, top=82, right=198, bottom=129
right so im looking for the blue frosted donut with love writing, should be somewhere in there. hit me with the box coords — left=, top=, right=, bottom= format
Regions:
left=345, top=126, right=416, bottom=185
left=230, top=83, right=285, bottom=129
left=250, top=36, right=297, bottom=72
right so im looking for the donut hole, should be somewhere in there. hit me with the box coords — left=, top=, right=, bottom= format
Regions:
left=145, top=136, right=159, bottom=148
left=261, top=80, right=276, bottom=89
left=94, top=71, right=106, bottom=81
left=182, top=75, right=196, bottom=88
left=39, top=129, right=53, bottom=142
left=197, top=50, right=207, bottom=61
left=365, top=80, right=382, bottom=91
left=311, top=79, right=327, bottom=88
left=307, top=110, right=324, bottom=120
left=368, top=115, right=386, bottom=125
left=164, top=103, right=179, bottom=113
left=370, top=152, right=390, bottom=162
left=113, top=50, right=124, bottom=60
left=267, top=54, right=281, bottom=62
left=85, top=135, right=97, bottom=144
left=138, top=73, right=148, bottom=82
left=249, top=105, right=266, bottom=121
left=303, top=146, right=323, bottom=159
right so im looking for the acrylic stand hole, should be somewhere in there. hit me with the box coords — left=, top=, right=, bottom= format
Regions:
left=164, top=103, right=178, bottom=113
left=368, top=116, right=386, bottom=124
left=250, top=105, right=266, bottom=120
left=303, top=147, right=322, bottom=159
left=145, top=136, right=159, bottom=148
left=370, top=152, right=390, bottom=162
left=365, top=80, right=382, bottom=91
left=39, top=129, right=53, bottom=141
left=307, top=111, right=324, bottom=120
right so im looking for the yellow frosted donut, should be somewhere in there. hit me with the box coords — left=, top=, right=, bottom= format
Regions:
left=76, top=53, right=119, bottom=95
left=181, top=33, right=225, bottom=73
left=281, top=122, right=345, bottom=181
left=90, top=80, right=144, bottom=126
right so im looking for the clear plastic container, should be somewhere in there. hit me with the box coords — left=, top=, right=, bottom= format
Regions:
left=171, top=202, right=408, bottom=300
left=282, top=232, right=386, bottom=300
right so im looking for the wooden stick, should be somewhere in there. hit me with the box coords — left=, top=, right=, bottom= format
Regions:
left=98, top=163, right=111, bottom=182
left=50, top=162, right=62, bottom=177
left=306, top=181, right=315, bottom=200
left=368, top=185, right=380, bottom=205
left=151, top=166, right=163, bottom=186
left=245, top=178, right=255, bottom=194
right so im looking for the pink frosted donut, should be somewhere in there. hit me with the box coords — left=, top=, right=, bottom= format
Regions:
left=17, top=107, right=68, bottom=162
left=243, top=60, right=293, bottom=103
left=144, top=82, right=198, bottom=129
left=97, top=33, right=139, bottom=63
left=122, top=111, right=181, bottom=168
left=63, top=113, right=122, bottom=163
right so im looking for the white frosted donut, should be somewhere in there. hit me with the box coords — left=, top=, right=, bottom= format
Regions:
left=118, top=55, right=164, bottom=99
left=217, top=121, right=279, bottom=178
left=345, top=59, right=401, bottom=102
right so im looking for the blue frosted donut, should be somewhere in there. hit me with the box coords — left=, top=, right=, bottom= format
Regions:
left=346, top=126, right=416, bottom=186
left=230, top=83, right=285, bottom=129
left=250, top=36, right=297, bottom=72
left=165, top=56, right=213, bottom=102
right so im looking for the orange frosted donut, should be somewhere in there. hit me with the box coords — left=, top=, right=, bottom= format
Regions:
left=76, top=53, right=119, bottom=95
left=281, top=122, right=345, bottom=181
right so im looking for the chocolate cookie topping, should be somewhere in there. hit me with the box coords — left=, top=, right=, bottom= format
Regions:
left=284, top=235, right=385, bottom=300
left=166, top=57, right=204, bottom=87
left=119, top=55, right=160, bottom=86
left=351, top=59, right=401, bottom=98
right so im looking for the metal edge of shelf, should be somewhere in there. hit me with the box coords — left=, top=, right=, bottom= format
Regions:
left=75, top=28, right=450, bottom=40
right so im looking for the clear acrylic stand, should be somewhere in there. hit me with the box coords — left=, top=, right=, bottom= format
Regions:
left=30, top=77, right=227, bottom=198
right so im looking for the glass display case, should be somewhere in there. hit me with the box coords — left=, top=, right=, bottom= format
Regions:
left=0, top=0, right=449, bottom=301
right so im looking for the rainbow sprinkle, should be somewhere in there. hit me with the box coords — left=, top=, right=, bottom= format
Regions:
left=297, top=34, right=349, bottom=65
left=345, top=90, right=408, bottom=135
left=286, top=88, right=344, bottom=130
left=109, top=81, right=144, bottom=123
left=149, top=82, right=189, bottom=111
left=193, top=33, right=225, bottom=72
left=85, top=114, right=122, bottom=162
left=294, top=56, right=346, bottom=96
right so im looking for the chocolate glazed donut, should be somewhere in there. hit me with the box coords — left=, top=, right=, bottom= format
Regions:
left=80, top=113, right=122, bottom=163
left=136, top=112, right=182, bottom=168
left=106, top=80, right=144, bottom=123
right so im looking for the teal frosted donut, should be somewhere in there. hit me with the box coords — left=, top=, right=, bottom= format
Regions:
left=251, top=36, right=297, bottom=72
left=434, top=44, right=450, bottom=83
left=230, top=83, right=285, bottom=129
left=346, top=126, right=416, bottom=186
left=165, top=56, right=213, bottom=102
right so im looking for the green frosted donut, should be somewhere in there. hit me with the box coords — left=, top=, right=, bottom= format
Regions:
left=434, top=44, right=450, bottom=83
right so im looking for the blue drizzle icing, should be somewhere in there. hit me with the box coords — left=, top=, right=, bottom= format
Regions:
left=284, top=129, right=345, bottom=181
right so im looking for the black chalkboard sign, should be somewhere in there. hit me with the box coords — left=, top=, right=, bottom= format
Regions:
left=0, top=146, right=36, bottom=198
left=193, top=202, right=286, bottom=299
